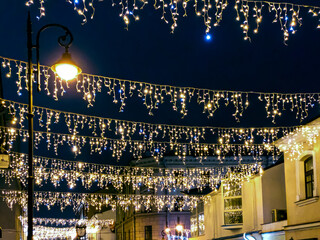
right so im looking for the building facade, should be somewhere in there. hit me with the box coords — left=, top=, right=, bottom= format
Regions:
left=116, top=209, right=190, bottom=240
left=276, top=118, right=320, bottom=239
left=189, top=161, right=287, bottom=240
left=190, top=117, right=320, bottom=240
left=116, top=156, right=275, bottom=240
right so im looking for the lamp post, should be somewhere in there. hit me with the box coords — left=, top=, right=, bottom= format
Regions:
left=26, top=12, right=81, bottom=240
left=175, top=224, right=184, bottom=240
left=75, top=221, right=86, bottom=240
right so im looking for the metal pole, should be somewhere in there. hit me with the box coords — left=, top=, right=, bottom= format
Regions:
left=26, top=13, right=75, bottom=240
left=27, top=12, right=34, bottom=240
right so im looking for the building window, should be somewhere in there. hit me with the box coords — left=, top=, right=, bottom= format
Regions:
left=198, top=212, right=205, bottom=235
left=145, top=225, right=152, bottom=240
left=191, top=201, right=205, bottom=237
left=305, top=156, right=314, bottom=199
left=190, top=214, right=198, bottom=237
left=223, top=181, right=243, bottom=225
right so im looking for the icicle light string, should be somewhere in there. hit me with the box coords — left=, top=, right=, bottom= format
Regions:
left=0, top=126, right=280, bottom=161
left=1, top=189, right=210, bottom=212
left=275, top=122, right=320, bottom=161
left=25, top=226, right=77, bottom=240
left=19, top=218, right=114, bottom=240
left=26, top=0, right=320, bottom=42
left=1, top=98, right=298, bottom=145
left=18, top=216, right=114, bottom=227
left=2, top=56, right=319, bottom=123
left=1, top=152, right=262, bottom=191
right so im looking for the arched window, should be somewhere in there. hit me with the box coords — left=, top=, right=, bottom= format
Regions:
left=304, top=156, right=314, bottom=199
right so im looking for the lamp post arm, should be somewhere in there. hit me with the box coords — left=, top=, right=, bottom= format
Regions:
left=35, top=24, right=74, bottom=91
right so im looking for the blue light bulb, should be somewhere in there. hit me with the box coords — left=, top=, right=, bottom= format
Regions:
left=205, top=34, right=212, bottom=41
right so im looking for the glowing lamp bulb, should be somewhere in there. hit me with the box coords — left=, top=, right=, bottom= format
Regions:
left=54, top=64, right=78, bottom=81
left=165, top=228, right=170, bottom=234
left=176, top=224, right=183, bottom=232
left=52, top=51, right=81, bottom=81
left=205, top=34, right=212, bottom=41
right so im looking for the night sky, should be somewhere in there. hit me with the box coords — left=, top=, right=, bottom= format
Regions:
left=1, top=0, right=320, bottom=218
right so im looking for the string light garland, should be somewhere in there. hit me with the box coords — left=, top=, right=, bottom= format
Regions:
left=2, top=56, right=319, bottom=123
left=1, top=189, right=210, bottom=212
left=0, top=126, right=280, bottom=161
left=18, top=216, right=114, bottom=227
left=1, top=152, right=263, bottom=191
left=1, top=161, right=265, bottom=212
left=1, top=98, right=298, bottom=146
left=19, top=217, right=115, bottom=240
left=275, top=122, right=320, bottom=161
left=26, top=0, right=320, bottom=42
left=25, top=226, right=77, bottom=240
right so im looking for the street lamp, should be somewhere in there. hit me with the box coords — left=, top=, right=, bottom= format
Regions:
left=26, top=12, right=81, bottom=240
left=175, top=224, right=183, bottom=233
left=51, top=51, right=82, bottom=81
left=75, top=221, right=86, bottom=240
left=176, top=224, right=184, bottom=240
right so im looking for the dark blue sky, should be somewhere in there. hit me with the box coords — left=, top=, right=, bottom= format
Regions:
left=1, top=0, right=320, bottom=162
left=1, top=0, right=320, bottom=219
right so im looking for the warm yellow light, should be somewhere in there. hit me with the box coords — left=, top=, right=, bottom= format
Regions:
left=54, top=64, right=79, bottom=81
left=259, top=167, right=264, bottom=175
left=51, top=51, right=81, bottom=81
left=175, top=224, right=183, bottom=232
left=165, top=228, right=170, bottom=234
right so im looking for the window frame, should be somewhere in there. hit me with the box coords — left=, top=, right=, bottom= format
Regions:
left=190, top=201, right=205, bottom=237
left=222, top=181, right=243, bottom=225
left=296, top=152, right=318, bottom=202
left=304, top=156, right=314, bottom=199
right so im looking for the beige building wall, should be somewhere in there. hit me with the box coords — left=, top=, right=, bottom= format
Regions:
left=0, top=201, right=21, bottom=240
left=284, top=147, right=320, bottom=225
left=277, top=129, right=320, bottom=240
left=261, top=163, right=287, bottom=224
left=190, top=163, right=287, bottom=240
left=116, top=211, right=190, bottom=240
left=192, top=177, right=264, bottom=240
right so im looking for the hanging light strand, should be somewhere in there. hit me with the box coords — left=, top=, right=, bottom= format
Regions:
left=2, top=56, right=320, bottom=123
left=25, top=0, right=320, bottom=41
left=0, top=126, right=280, bottom=160
left=1, top=189, right=210, bottom=212
left=1, top=151, right=263, bottom=191
left=1, top=98, right=299, bottom=145
left=18, top=216, right=114, bottom=227
left=25, top=226, right=76, bottom=240
left=19, top=217, right=114, bottom=240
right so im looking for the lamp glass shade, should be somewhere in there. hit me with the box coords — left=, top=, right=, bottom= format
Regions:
left=51, top=52, right=81, bottom=81
left=175, top=225, right=183, bottom=232
left=76, top=223, right=86, bottom=237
